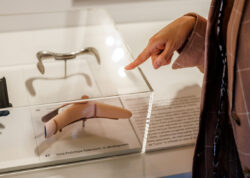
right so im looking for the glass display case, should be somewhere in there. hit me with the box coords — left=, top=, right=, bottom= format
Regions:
left=0, top=9, right=153, bottom=174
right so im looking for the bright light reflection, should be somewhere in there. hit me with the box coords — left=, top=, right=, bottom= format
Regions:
left=105, top=36, right=115, bottom=46
left=112, top=48, right=125, bottom=63
left=116, top=39, right=122, bottom=45
left=118, top=67, right=126, bottom=78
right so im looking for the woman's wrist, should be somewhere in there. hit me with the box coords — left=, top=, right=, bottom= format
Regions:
left=181, top=15, right=196, bottom=35
left=176, top=15, right=196, bottom=53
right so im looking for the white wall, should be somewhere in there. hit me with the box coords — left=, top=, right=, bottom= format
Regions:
left=0, top=0, right=210, bottom=23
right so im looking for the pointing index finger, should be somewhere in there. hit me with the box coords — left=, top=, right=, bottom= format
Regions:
left=125, top=45, right=153, bottom=70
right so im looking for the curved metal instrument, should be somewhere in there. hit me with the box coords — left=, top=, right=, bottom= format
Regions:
left=36, top=47, right=100, bottom=74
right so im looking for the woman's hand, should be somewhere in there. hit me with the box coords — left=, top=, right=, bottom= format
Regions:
left=125, top=16, right=196, bottom=70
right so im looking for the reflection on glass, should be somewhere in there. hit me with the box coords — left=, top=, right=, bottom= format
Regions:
left=118, top=67, right=126, bottom=78
left=105, top=36, right=115, bottom=46
left=116, top=38, right=122, bottom=45
left=112, top=48, right=124, bottom=63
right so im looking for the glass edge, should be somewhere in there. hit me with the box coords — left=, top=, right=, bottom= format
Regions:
left=0, top=91, right=153, bottom=110
left=141, top=92, right=154, bottom=153
left=108, top=13, right=154, bottom=93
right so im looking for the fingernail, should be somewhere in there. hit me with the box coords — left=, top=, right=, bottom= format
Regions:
left=155, top=61, right=161, bottom=68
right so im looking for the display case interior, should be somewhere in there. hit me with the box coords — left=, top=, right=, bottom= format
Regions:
left=0, top=9, right=153, bottom=174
